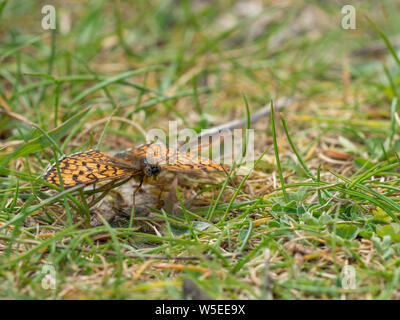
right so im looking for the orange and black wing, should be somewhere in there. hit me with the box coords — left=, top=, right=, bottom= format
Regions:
left=133, top=143, right=230, bottom=173
left=44, top=150, right=141, bottom=188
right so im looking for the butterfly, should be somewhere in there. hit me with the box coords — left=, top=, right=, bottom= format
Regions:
left=43, top=143, right=229, bottom=189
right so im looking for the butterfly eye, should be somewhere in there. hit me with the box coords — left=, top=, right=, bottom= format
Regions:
left=145, top=166, right=153, bottom=176
left=152, top=165, right=161, bottom=176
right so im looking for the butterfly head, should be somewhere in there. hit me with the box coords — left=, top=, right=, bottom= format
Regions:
left=144, top=164, right=161, bottom=177
left=143, top=158, right=161, bottom=178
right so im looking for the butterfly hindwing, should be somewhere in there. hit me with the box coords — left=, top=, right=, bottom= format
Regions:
left=135, top=143, right=229, bottom=173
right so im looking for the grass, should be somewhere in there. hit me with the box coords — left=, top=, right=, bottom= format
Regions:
left=1, top=0, right=400, bottom=299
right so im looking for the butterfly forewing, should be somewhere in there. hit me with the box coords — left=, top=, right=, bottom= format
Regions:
left=44, top=150, right=142, bottom=188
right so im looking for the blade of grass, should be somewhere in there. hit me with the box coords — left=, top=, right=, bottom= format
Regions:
left=270, top=100, right=288, bottom=201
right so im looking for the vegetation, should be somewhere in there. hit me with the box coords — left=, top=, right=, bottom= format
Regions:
left=1, top=0, right=400, bottom=299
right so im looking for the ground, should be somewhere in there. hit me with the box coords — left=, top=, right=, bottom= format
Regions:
left=0, top=1, right=400, bottom=299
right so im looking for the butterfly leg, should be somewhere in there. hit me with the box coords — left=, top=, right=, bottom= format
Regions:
left=156, top=183, right=165, bottom=209
left=131, top=175, right=145, bottom=220
left=90, top=183, right=96, bottom=203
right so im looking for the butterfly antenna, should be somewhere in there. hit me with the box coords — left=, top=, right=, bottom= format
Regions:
left=87, top=137, right=96, bottom=151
